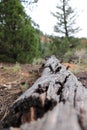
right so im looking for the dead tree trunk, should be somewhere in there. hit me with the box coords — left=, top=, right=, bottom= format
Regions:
left=1, top=55, right=87, bottom=130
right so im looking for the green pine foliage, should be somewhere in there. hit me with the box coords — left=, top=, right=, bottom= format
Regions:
left=0, top=0, right=40, bottom=63
left=49, top=37, right=70, bottom=57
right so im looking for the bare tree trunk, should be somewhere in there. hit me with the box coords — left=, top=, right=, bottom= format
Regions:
left=63, top=0, right=69, bottom=38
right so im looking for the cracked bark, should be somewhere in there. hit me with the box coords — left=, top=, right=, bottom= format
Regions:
left=1, top=55, right=87, bottom=130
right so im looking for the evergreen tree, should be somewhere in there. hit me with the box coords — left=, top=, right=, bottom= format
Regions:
left=0, top=0, right=40, bottom=62
left=52, top=0, right=79, bottom=38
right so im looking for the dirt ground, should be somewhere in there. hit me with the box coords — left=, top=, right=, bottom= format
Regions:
left=0, top=62, right=87, bottom=121
left=75, top=71, right=87, bottom=88
left=0, top=63, right=42, bottom=120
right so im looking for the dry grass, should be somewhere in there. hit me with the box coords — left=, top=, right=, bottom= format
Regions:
left=62, top=62, right=87, bottom=74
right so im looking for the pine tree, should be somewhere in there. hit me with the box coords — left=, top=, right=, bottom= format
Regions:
left=0, top=0, right=40, bottom=62
left=52, top=0, right=79, bottom=38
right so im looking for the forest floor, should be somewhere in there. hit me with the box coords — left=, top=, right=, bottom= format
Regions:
left=0, top=62, right=87, bottom=121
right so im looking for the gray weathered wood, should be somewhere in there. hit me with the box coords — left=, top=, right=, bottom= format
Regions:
left=1, top=55, right=87, bottom=130
left=20, top=103, right=81, bottom=130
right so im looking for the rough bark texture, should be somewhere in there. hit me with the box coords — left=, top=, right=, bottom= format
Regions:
left=1, top=55, right=87, bottom=130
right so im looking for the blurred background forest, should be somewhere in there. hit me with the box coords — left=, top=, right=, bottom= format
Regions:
left=0, top=0, right=87, bottom=67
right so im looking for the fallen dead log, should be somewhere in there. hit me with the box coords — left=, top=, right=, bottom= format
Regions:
left=1, top=55, right=87, bottom=130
